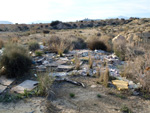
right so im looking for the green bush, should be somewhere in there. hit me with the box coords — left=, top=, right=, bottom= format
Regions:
left=35, top=50, right=43, bottom=56
left=28, top=42, right=40, bottom=51
left=0, top=44, right=32, bottom=78
left=69, top=93, right=75, bottom=98
left=87, top=40, right=107, bottom=51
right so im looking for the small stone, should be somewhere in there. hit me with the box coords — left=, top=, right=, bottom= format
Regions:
left=132, top=91, right=139, bottom=96
left=91, top=85, right=97, bottom=88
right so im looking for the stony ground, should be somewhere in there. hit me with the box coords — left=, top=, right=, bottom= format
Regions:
left=0, top=48, right=149, bottom=113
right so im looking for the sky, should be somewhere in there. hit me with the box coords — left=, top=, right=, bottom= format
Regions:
left=0, top=0, right=150, bottom=23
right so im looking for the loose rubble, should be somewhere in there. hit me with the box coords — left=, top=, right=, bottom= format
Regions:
left=0, top=47, right=142, bottom=95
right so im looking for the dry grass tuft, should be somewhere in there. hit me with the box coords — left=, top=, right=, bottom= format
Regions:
left=74, top=54, right=81, bottom=70
left=89, top=54, right=94, bottom=69
left=37, top=73, right=54, bottom=96
left=99, top=67, right=110, bottom=87
left=47, top=36, right=73, bottom=56
left=28, top=42, right=40, bottom=51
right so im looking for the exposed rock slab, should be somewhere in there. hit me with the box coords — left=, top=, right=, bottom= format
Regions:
left=57, top=65, right=74, bottom=72
left=49, top=72, right=68, bottom=77
left=47, top=60, right=67, bottom=67
left=11, top=80, right=38, bottom=93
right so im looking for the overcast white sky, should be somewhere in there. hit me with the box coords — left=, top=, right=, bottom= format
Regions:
left=0, top=0, right=150, bottom=23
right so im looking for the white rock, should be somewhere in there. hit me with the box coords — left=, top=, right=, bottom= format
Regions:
left=91, top=85, right=97, bottom=88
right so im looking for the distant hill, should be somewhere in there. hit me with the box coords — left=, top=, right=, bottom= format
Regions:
left=28, top=20, right=51, bottom=24
left=0, top=18, right=149, bottom=32
left=81, top=18, right=101, bottom=22
left=107, top=16, right=130, bottom=20
left=0, top=21, right=13, bottom=24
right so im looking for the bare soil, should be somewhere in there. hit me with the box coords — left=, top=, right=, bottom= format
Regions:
left=0, top=76, right=150, bottom=113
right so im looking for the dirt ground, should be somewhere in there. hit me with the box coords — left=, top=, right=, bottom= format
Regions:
left=0, top=75, right=150, bottom=113
left=49, top=76, right=150, bottom=113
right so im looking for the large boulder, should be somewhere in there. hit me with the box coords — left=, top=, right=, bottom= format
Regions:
left=112, top=35, right=126, bottom=43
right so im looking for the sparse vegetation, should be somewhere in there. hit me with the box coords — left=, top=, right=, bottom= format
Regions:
left=35, top=50, right=43, bottom=56
left=108, top=92, right=127, bottom=99
left=97, top=94, right=101, bottom=98
left=121, top=105, right=132, bottom=113
left=1, top=17, right=150, bottom=112
left=69, top=93, right=75, bottom=98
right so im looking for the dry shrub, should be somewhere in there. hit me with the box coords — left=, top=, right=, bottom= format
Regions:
left=28, top=42, right=40, bottom=51
left=89, top=54, right=94, bottom=69
left=47, top=36, right=73, bottom=56
left=11, top=37, right=19, bottom=43
left=123, top=52, right=150, bottom=93
left=87, top=38, right=107, bottom=51
left=96, top=66, right=101, bottom=77
left=113, top=40, right=126, bottom=60
left=0, top=39, right=4, bottom=49
left=37, top=73, right=54, bottom=96
left=72, top=38, right=87, bottom=49
left=100, top=35, right=113, bottom=52
left=74, top=54, right=80, bottom=70
left=125, top=43, right=145, bottom=60
left=99, top=67, right=109, bottom=87
left=47, top=36, right=60, bottom=53
left=0, top=44, right=32, bottom=78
